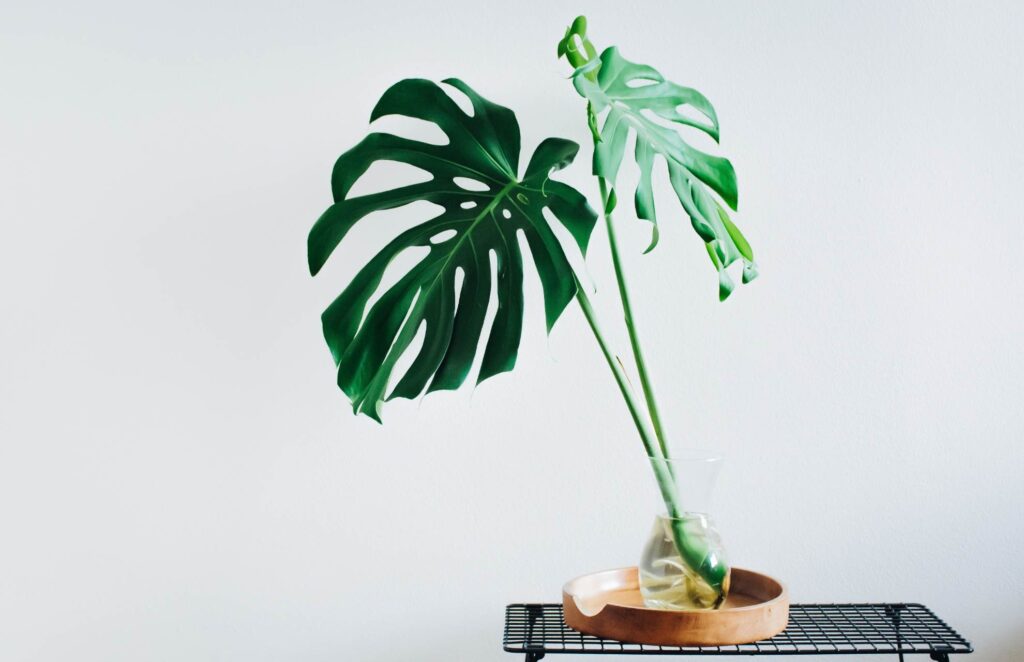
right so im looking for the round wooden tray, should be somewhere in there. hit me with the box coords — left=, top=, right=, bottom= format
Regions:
left=563, top=566, right=788, bottom=646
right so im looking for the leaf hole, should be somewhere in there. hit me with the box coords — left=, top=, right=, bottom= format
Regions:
left=452, top=266, right=466, bottom=313
left=513, top=228, right=550, bottom=336
left=368, top=115, right=448, bottom=146
left=360, top=243, right=431, bottom=327
left=460, top=201, right=478, bottom=210
left=429, top=229, right=457, bottom=244
left=542, top=206, right=589, bottom=276
left=346, top=160, right=433, bottom=198
left=453, top=177, right=490, bottom=192
left=384, top=308, right=427, bottom=402
left=440, top=82, right=476, bottom=118
left=468, top=249, right=501, bottom=382
left=638, top=108, right=719, bottom=152
left=673, top=102, right=715, bottom=125
left=626, top=77, right=660, bottom=88
left=501, top=209, right=512, bottom=219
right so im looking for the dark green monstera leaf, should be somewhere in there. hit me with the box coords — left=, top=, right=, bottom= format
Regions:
left=568, top=41, right=758, bottom=300
left=308, top=78, right=597, bottom=421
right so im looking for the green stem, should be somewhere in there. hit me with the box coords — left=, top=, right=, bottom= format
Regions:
left=574, top=283, right=659, bottom=458
left=576, top=282, right=725, bottom=595
left=597, top=176, right=671, bottom=461
left=575, top=285, right=694, bottom=582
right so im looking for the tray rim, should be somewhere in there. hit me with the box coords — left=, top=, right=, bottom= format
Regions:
left=563, top=565, right=788, bottom=616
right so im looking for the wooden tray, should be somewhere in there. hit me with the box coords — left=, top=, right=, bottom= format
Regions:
left=562, top=567, right=788, bottom=646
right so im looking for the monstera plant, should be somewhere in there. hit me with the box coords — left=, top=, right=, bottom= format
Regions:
left=309, top=16, right=756, bottom=610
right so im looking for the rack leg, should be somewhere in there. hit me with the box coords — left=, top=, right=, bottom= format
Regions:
left=524, top=653, right=545, bottom=662
left=929, top=654, right=950, bottom=662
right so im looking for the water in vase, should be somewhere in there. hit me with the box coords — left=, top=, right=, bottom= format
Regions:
left=639, top=512, right=729, bottom=610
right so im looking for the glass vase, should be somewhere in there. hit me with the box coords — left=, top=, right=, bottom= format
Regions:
left=639, top=453, right=730, bottom=610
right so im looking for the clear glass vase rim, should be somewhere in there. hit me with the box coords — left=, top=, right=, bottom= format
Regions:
left=655, top=511, right=714, bottom=520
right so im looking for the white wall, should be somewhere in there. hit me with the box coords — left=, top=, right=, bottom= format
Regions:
left=2, top=1, right=1022, bottom=660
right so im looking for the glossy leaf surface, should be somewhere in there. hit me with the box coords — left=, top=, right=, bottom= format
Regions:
left=570, top=47, right=758, bottom=300
left=309, top=79, right=597, bottom=420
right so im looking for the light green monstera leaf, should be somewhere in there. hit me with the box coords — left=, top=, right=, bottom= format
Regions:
left=561, top=20, right=757, bottom=300
left=308, top=78, right=598, bottom=421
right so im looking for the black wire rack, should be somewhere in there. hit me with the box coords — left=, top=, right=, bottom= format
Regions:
left=504, top=603, right=972, bottom=661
